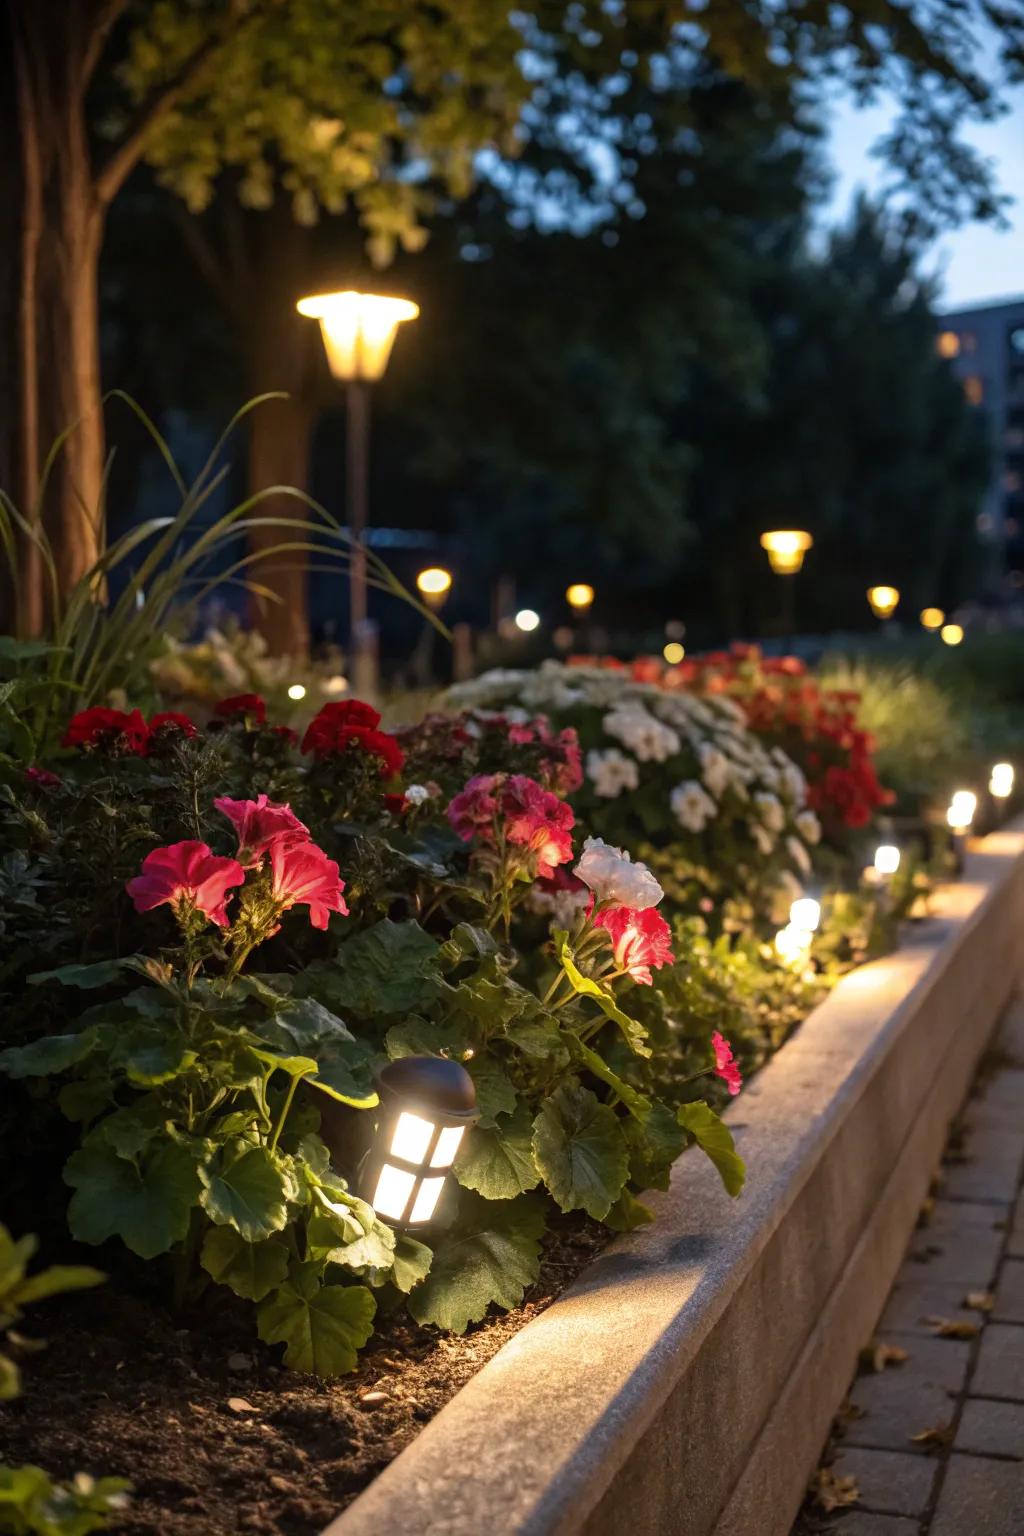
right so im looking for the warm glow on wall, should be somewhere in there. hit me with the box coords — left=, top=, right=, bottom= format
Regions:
left=296, top=290, right=419, bottom=380
left=867, top=585, right=900, bottom=620
left=759, top=530, right=813, bottom=575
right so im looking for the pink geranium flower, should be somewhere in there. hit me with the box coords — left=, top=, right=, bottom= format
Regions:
left=447, top=774, right=501, bottom=842
left=214, top=793, right=310, bottom=867
left=268, top=839, right=348, bottom=930
left=594, top=905, right=675, bottom=986
left=126, top=840, right=245, bottom=928
left=501, top=775, right=575, bottom=878
left=711, top=1031, right=742, bottom=1096
left=25, top=765, right=61, bottom=790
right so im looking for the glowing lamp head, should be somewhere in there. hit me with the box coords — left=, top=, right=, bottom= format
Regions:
left=867, top=585, right=900, bottom=620
left=297, top=290, right=418, bottom=381
left=287, top=683, right=307, bottom=702
left=873, top=844, right=901, bottom=877
left=416, top=566, right=453, bottom=606
left=515, top=608, right=541, bottom=633
left=663, top=642, right=686, bottom=665
left=789, top=897, right=821, bottom=933
left=941, top=623, right=964, bottom=647
left=947, top=790, right=977, bottom=833
left=760, top=529, right=813, bottom=575
left=775, top=922, right=812, bottom=967
left=566, top=583, right=595, bottom=610
left=990, top=762, right=1015, bottom=799
left=363, top=1056, right=478, bottom=1230
left=920, top=607, right=945, bottom=631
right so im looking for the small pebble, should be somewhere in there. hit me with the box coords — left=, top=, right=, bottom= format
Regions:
left=228, top=1396, right=258, bottom=1414
left=227, top=1352, right=252, bottom=1372
left=359, top=1391, right=388, bottom=1407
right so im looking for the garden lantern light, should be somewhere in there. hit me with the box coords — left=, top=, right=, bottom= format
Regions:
left=947, top=790, right=977, bottom=834
left=361, top=1057, right=478, bottom=1230
left=515, top=608, right=541, bottom=633
left=867, top=585, right=900, bottom=621
left=774, top=922, right=812, bottom=967
left=759, top=530, right=813, bottom=576
left=789, top=896, right=821, bottom=933
left=287, top=683, right=306, bottom=702
left=990, top=762, right=1015, bottom=799
left=874, top=844, right=901, bottom=877
left=566, top=583, right=595, bottom=611
left=416, top=567, right=453, bottom=612
left=297, top=289, right=419, bottom=696
left=920, top=607, right=945, bottom=631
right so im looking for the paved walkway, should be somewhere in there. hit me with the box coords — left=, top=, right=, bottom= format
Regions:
left=798, top=1000, right=1024, bottom=1535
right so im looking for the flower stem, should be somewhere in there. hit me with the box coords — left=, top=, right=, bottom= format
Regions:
left=270, top=1072, right=308, bottom=1152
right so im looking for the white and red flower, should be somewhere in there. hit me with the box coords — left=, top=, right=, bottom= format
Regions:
left=594, top=905, right=674, bottom=985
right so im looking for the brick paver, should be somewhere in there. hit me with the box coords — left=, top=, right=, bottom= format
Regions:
left=793, top=998, right=1024, bottom=1535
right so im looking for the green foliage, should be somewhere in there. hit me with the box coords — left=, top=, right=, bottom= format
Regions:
left=257, top=1267, right=375, bottom=1375
left=532, top=1085, right=629, bottom=1220
left=676, top=1102, right=745, bottom=1198
left=0, top=1226, right=103, bottom=1401
left=407, top=1192, right=546, bottom=1333
left=0, top=1467, right=130, bottom=1536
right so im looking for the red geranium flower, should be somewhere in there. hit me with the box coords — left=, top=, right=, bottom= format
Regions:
left=501, top=774, right=575, bottom=878
left=267, top=839, right=348, bottom=930
left=448, top=774, right=501, bottom=841
left=594, top=904, right=675, bottom=986
left=215, top=694, right=266, bottom=724
left=301, top=702, right=403, bottom=775
left=711, top=1031, right=742, bottom=1096
left=25, top=765, right=61, bottom=789
left=126, top=840, right=245, bottom=928
left=148, top=711, right=198, bottom=740
left=214, top=793, right=310, bottom=867
left=63, top=707, right=150, bottom=755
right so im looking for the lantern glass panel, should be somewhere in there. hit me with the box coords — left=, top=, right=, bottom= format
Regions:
left=409, top=1177, right=446, bottom=1224
left=391, top=1111, right=435, bottom=1163
left=429, top=1126, right=465, bottom=1169
left=372, top=1164, right=416, bottom=1221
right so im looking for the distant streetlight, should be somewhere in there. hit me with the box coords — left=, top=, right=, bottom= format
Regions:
left=298, top=289, right=419, bottom=693
left=566, top=583, right=595, bottom=612
left=287, top=683, right=307, bottom=702
left=663, top=642, right=685, bottom=665
left=867, top=585, right=900, bottom=621
left=941, top=623, right=964, bottom=647
left=920, top=606, right=945, bottom=631
left=416, top=567, right=453, bottom=608
left=759, top=530, right=813, bottom=575
left=515, top=608, right=541, bottom=633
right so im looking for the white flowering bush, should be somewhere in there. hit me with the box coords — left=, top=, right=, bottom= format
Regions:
left=448, top=662, right=821, bottom=922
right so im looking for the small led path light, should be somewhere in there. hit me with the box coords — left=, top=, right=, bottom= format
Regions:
left=873, top=844, right=901, bottom=877
left=361, top=1057, right=478, bottom=1229
left=990, top=762, right=1014, bottom=800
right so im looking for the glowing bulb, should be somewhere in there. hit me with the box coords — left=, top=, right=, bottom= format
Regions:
left=874, top=845, right=901, bottom=876
left=990, top=762, right=1014, bottom=799
left=429, top=1126, right=465, bottom=1169
left=566, top=583, right=595, bottom=609
left=416, top=566, right=452, bottom=598
left=775, top=923, right=812, bottom=966
left=663, top=642, right=686, bottom=665
left=323, top=674, right=349, bottom=695
left=789, top=897, right=821, bottom=933
left=408, top=1177, right=447, bottom=1224
left=390, top=1112, right=435, bottom=1164
left=941, top=623, right=964, bottom=647
left=867, top=585, right=900, bottom=620
left=515, top=608, right=540, bottom=633
left=371, top=1164, right=417, bottom=1221
left=920, top=607, right=945, bottom=630
left=947, top=790, right=977, bottom=832
left=296, top=290, right=418, bottom=381
left=287, top=683, right=306, bottom=702
left=760, top=530, right=813, bottom=575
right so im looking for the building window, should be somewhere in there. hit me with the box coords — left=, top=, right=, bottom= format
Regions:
left=964, top=375, right=984, bottom=406
left=937, top=330, right=961, bottom=359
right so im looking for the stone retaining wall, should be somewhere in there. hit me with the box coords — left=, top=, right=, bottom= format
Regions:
left=325, top=824, right=1024, bottom=1536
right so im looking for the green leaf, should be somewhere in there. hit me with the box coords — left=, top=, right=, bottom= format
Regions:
left=267, top=997, right=355, bottom=1050
left=113, top=1026, right=196, bottom=1086
left=10, top=1264, right=105, bottom=1309
left=438, top=923, right=500, bottom=967
left=335, top=1219, right=396, bottom=1275
left=407, top=1190, right=545, bottom=1332
left=454, top=1103, right=540, bottom=1200
left=201, top=1226, right=289, bottom=1301
left=504, top=1017, right=565, bottom=1059
left=305, top=1053, right=379, bottom=1109
left=556, top=936, right=652, bottom=1058
left=391, top=1234, right=433, bottom=1293
left=305, top=1189, right=375, bottom=1256
left=314, top=921, right=441, bottom=1015
left=0, top=1030, right=98, bottom=1079
left=257, top=1266, right=376, bottom=1374
left=676, top=1101, right=745, bottom=1197
left=532, top=1083, right=629, bottom=1220
left=65, top=1142, right=200, bottom=1259
left=623, top=1101, right=687, bottom=1192
left=568, top=1036, right=652, bottom=1121
left=465, top=1060, right=517, bottom=1127
left=0, top=1353, right=19, bottom=1400
left=0, top=637, right=66, bottom=660
left=247, top=1043, right=319, bottom=1078
left=28, top=959, right=128, bottom=989
left=198, top=1143, right=297, bottom=1242
left=605, top=1187, right=655, bottom=1232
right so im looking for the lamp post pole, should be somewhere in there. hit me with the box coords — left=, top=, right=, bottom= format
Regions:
left=345, top=378, right=373, bottom=692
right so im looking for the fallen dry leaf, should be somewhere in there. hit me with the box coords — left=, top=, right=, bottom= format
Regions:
left=924, top=1316, right=980, bottom=1340
left=910, top=1423, right=955, bottom=1451
left=808, top=1467, right=859, bottom=1513
left=964, top=1291, right=995, bottom=1313
left=860, top=1340, right=910, bottom=1373
left=227, top=1396, right=258, bottom=1414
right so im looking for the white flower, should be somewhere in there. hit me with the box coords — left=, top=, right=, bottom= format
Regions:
left=780, top=761, right=808, bottom=805
left=698, top=743, right=731, bottom=799
left=405, top=784, right=432, bottom=805
left=777, top=868, right=804, bottom=902
left=574, top=836, right=664, bottom=910
left=787, top=835, right=812, bottom=875
left=754, top=792, right=786, bottom=833
left=529, top=883, right=590, bottom=928
left=586, top=748, right=639, bottom=799
left=751, top=822, right=775, bottom=857
left=603, top=704, right=680, bottom=763
left=670, top=780, right=718, bottom=833
left=796, top=810, right=821, bottom=845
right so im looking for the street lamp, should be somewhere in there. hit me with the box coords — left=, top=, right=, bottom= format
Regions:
left=920, top=607, right=945, bottom=631
left=760, top=530, right=812, bottom=641
left=416, top=567, right=453, bottom=607
left=867, top=585, right=900, bottom=622
left=298, top=289, right=419, bottom=695
left=566, top=583, right=595, bottom=612
left=941, top=623, right=964, bottom=647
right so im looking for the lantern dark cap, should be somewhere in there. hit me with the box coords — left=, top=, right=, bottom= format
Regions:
left=378, top=1055, right=477, bottom=1116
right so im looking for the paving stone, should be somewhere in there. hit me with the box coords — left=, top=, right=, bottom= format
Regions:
left=994, top=1260, right=1024, bottom=1324
left=961, top=1081, right=1024, bottom=1131
left=996, top=1002, right=1024, bottom=1066
left=930, top=1453, right=1024, bottom=1536
left=941, top=1128, right=1024, bottom=1203
left=880, top=1280, right=984, bottom=1337
left=956, top=1398, right=1024, bottom=1458
left=845, top=1336, right=970, bottom=1454
left=827, top=1517, right=919, bottom=1536
left=972, top=1324, right=1024, bottom=1400
left=830, top=1449, right=936, bottom=1518
left=904, top=1201, right=1007, bottom=1284
left=1008, top=1193, right=1024, bottom=1260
